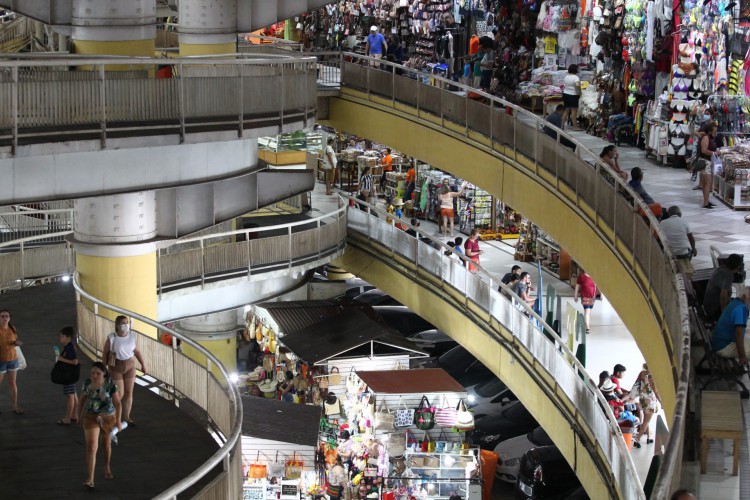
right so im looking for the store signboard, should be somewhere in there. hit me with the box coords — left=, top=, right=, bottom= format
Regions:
left=281, top=481, right=298, bottom=499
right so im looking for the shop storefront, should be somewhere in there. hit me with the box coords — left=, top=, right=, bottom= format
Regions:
left=320, top=368, right=483, bottom=500
left=241, top=396, right=322, bottom=499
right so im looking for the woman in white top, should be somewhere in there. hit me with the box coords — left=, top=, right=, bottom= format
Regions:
left=102, top=315, right=146, bottom=426
left=438, top=183, right=465, bottom=237
left=562, top=64, right=582, bottom=130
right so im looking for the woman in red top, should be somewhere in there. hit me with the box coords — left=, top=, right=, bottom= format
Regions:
left=464, top=229, right=483, bottom=272
left=574, top=270, right=597, bottom=333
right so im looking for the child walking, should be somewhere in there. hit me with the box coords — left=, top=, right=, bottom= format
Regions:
left=56, top=326, right=79, bottom=425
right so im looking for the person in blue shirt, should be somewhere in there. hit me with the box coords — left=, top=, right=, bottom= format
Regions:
left=712, top=290, right=750, bottom=365
left=366, top=26, right=387, bottom=67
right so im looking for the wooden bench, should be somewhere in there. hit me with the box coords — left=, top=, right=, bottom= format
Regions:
left=701, top=390, right=743, bottom=475
left=691, top=307, right=749, bottom=398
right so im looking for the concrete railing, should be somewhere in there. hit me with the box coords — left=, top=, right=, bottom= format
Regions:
left=157, top=204, right=348, bottom=296
left=0, top=52, right=318, bottom=154
left=332, top=52, right=690, bottom=499
left=74, top=276, right=242, bottom=500
left=343, top=194, right=644, bottom=500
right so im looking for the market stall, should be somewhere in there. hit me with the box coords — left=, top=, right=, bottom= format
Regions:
left=246, top=300, right=427, bottom=407
left=321, top=368, right=482, bottom=500
left=713, top=141, right=750, bottom=210
left=241, top=395, right=322, bottom=500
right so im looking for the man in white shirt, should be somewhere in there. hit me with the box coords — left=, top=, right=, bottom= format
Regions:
left=660, top=206, right=697, bottom=280
left=323, top=138, right=337, bottom=195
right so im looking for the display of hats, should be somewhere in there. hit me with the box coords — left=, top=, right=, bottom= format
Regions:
left=600, top=379, right=616, bottom=393
left=258, top=379, right=278, bottom=397
left=392, top=198, right=405, bottom=207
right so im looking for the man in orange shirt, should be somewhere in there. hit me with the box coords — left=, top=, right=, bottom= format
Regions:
left=404, top=164, right=416, bottom=203
left=469, top=33, right=479, bottom=56
left=380, top=148, right=393, bottom=192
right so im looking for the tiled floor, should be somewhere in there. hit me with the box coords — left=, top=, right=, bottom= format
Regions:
left=311, top=126, right=750, bottom=498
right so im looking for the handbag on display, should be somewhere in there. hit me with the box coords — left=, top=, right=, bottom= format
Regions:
left=345, top=367, right=361, bottom=393
left=285, top=452, right=303, bottom=479
left=413, top=395, right=436, bottom=430
left=248, top=452, right=267, bottom=479
left=324, top=393, right=342, bottom=416
left=50, top=360, right=81, bottom=385
left=267, top=452, right=284, bottom=477
left=384, top=431, right=407, bottom=457
left=328, top=366, right=341, bottom=386
left=262, top=354, right=275, bottom=373
left=394, top=397, right=415, bottom=428
left=434, top=429, right=449, bottom=452
left=374, top=400, right=395, bottom=430
left=434, top=397, right=458, bottom=428
left=453, top=399, right=475, bottom=431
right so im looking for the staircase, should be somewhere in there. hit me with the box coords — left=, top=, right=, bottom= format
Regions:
left=0, top=16, right=32, bottom=52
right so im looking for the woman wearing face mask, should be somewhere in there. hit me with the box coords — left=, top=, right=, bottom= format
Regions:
left=102, top=315, right=146, bottom=426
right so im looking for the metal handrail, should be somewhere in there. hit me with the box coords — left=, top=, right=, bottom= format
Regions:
left=334, top=52, right=690, bottom=498
left=341, top=193, right=643, bottom=499
left=73, top=273, right=242, bottom=499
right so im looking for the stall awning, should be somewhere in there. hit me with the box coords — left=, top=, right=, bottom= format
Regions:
left=355, top=369, right=464, bottom=394
left=241, top=395, right=322, bottom=447
left=279, top=309, right=427, bottom=365
left=253, top=300, right=344, bottom=337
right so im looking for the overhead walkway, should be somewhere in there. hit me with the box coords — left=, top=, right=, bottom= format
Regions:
left=321, top=54, right=691, bottom=499
left=0, top=53, right=316, bottom=205
left=337, top=196, right=642, bottom=500
left=0, top=201, right=348, bottom=319
left=0, top=281, right=237, bottom=499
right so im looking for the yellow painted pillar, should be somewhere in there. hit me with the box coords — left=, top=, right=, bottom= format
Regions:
left=74, top=192, right=158, bottom=337
left=77, top=253, right=158, bottom=337
left=71, top=0, right=156, bottom=59
left=177, top=312, right=239, bottom=374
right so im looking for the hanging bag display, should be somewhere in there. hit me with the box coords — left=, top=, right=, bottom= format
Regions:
left=328, top=366, right=341, bottom=386
left=420, top=431, right=430, bottom=452
left=285, top=452, right=304, bottom=479
left=453, top=399, right=475, bottom=431
left=345, top=367, right=360, bottom=393
left=267, top=452, right=284, bottom=477
left=374, top=400, right=395, bottom=430
left=413, top=395, right=435, bottom=430
left=384, top=431, right=407, bottom=457
left=324, top=393, right=342, bottom=416
left=434, top=396, right=458, bottom=428
left=249, top=452, right=268, bottom=479
left=434, top=429, right=449, bottom=452
left=394, top=397, right=415, bottom=428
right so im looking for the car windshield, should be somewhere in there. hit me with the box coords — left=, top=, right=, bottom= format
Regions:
left=412, top=330, right=451, bottom=342
left=438, top=346, right=473, bottom=368
left=473, top=377, right=506, bottom=398
left=502, top=402, right=530, bottom=421
left=528, top=427, right=552, bottom=446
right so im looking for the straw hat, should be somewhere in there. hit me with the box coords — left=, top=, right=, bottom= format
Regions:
left=600, top=379, right=616, bottom=393
left=258, top=379, right=278, bottom=393
left=392, top=198, right=405, bottom=207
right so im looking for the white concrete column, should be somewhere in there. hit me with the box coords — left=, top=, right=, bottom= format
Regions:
left=178, top=0, right=238, bottom=55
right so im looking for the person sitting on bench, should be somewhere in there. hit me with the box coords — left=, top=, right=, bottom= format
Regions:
left=704, top=254, right=743, bottom=321
left=712, top=288, right=750, bottom=365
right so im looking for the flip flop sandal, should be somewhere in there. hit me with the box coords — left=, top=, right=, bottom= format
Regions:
left=56, top=420, right=71, bottom=426
left=83, top=481, right=95, bottom=490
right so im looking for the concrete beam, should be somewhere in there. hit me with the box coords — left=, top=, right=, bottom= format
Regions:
left=155, top=169, right=314, bottom=239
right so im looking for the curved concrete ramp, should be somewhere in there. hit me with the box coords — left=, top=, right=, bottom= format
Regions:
left=323, top=91, right=675, bottom=419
